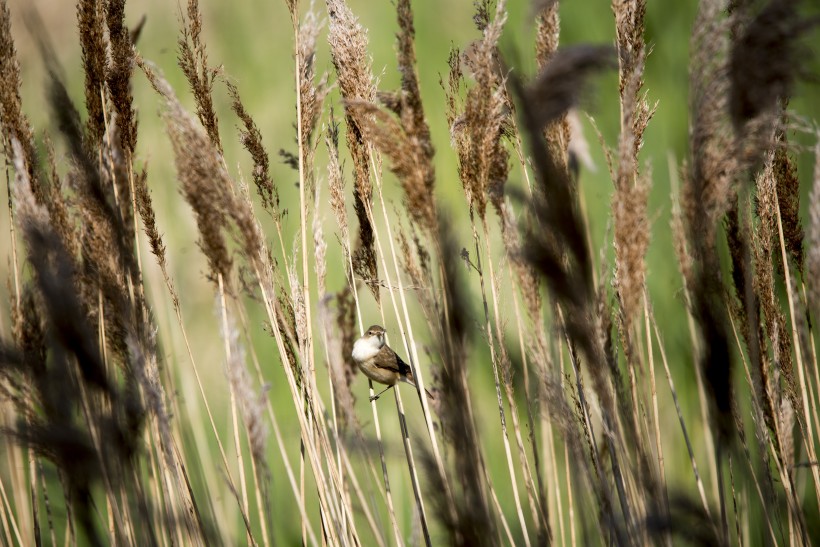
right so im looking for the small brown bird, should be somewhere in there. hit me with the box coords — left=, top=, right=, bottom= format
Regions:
left=352, top=325, right=434, bottom=402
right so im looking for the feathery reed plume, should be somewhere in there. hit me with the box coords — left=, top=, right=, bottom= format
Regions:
left=178, top=0, right=222, bottom=153
left=425, top=212, right=494, bottom=546
left=106, top=0, right=137, bottom=156
left=275, top=286, right=301, bottom=386
left=297, top=8, right=329, bottom=190
left=535, top=0, right=559, bottom=67
left=772, top=140, right=803, bottom=273
left=326, top=0, right=379, bottom=300
left=346, top=0, right=439, bottom=233
left=133, top=166, right=165, bottom=266
left=346, top=99, right=438, bottom=232
left=228, top=82, right=279, bottom=216
left=808, top=140, right=820, bottom=313
left=77, top=0, right=106, bottom=147
left=7, top=143, right=152, bottom=545
left=142, top=61, right=233, bottom=282
left=46, top=52, right=208, bottom=537
left=391, top=0, right=437, bottom=231
left=447, top=1, right=509, bottom=223
left=46, top=67, right=142, bottom=367
left=0, top=0, right=40, bottom=202
left=38, top=133, right=80, bottom=260
left=292, top=3, right=330, bottom=284
left=612, top=0, right=653, bottom=330
left=753, top=155, right=798, bottom=424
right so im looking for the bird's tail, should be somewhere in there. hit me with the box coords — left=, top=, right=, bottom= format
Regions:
left=403, top=372, right=436, bottom=400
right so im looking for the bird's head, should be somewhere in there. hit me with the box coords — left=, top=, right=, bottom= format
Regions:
left=364, top=325, right=386, bottom=348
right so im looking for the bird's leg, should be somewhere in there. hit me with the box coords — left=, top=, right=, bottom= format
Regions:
left=369, top=384, right=394, bottom=402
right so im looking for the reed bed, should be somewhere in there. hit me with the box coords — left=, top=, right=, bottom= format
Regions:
left=1, top=0, right=819, bottom=544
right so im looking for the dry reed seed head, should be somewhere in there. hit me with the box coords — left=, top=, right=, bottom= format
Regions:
left=142, top=60, right=231, bottom=281
left=133, top=165, right=166, bottom=269
left=612, top=0, right=647, bottom=89
left=13, top=165, right=112, bottom=394
left=299, top=8, right=329, bottom=154
left=105, top=0, right=137, bottom=156
left=612, top=50, right=652, bottom=330
left=345, top=100, right=438, bottom=231
left=144, top=60, right=266, bottom=282
left=43, top=135, right=81, bottom=259
left=612, top=164, right=651, bottom=330
left=450, top=4, right=510, bottom=222
left=535, top=0, right=560, bottom=68
left=228, top=82, right=278, bottom=217
left=326, top=0, right=376, bottom=105
left=12, top=284, right=47, bottom=373
left=808, top=140, right=820, bottom=313
left=352, top=230, right=379, bottom=302
left=326, top=0, right=380, bottom=300
left=515, top=46, right=616, bottom=298
left=46, top=71, right=146, bottom=352
left=101, top=112, right=136, bottom=243
left=398, top=228, right=424, bottom=295
left=0, top=1, right=41, bottom=202
left=285, top=0, right=299, bottom=20
left=755, top=153, right=776, bottom=248
left=77, top=0, right=106, bottom=147
left=395, top=0, right=436, bottom=196
left=754, top=156, right=800, bottom=412
left=777, top=395, right=795, bottom=466
left=444, top=48, right=463, bottom=131
left=48, top=71, right=131, bottom=259
left=178, top=0, right=222, bottom=154
left=724, top=198, right=751, bottom=323
left=168, top=116, right=231, bottom=281
left=772, top=140, right=803, bottom=272
left=749, top=165, right=784, bottom=432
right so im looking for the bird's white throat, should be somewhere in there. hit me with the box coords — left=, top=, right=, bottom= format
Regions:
left=352, top=336, right=381, bottom=362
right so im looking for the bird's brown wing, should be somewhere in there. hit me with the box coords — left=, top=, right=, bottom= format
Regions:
left=374, top=345, right=411, bottom=376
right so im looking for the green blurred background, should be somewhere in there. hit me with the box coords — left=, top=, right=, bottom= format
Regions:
left=3, top=0, right=820, bottom=543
